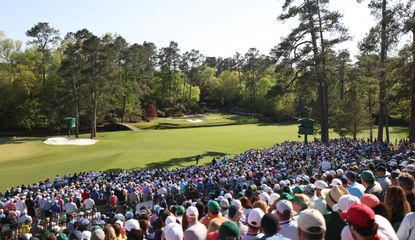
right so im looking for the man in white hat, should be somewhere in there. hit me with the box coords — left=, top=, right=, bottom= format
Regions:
left=184, top=207, right=207, bottom=240
left=275, top=200, right=297, bottom=240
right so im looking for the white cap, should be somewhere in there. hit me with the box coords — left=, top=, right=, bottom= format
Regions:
left=332, top=194, right=360, bottom=212
left=115, top=213, right=126, bottom=221
left=314, top=180, right=328, bottom=190
left=186, top=206, right=199, bottom=217
left=247, top=208, right=265, bottom=228
left=165, top=215, right=176, bottom=225
left=115, top=220, right=123, bottom=227
left=336, top=169, right=344, bottom=176
left=231, top=199, right=242, bottom=210
left=310, top=199, right=329, bottom=215
left=124, top=219, right=141, bottom=232
left=276, top=200, right=293, bottom=214
left=330, top=178, right=343, bottom=187
left=269, top=193, right=280, bottom=206
left=220, top=199, right=229, bottom=208
left=259, top=192, right=270, bottom=203
left=224, top=193, right=233, bottom=200
left=164, top=223, right=184, bottom=240
left=297, top=209, right=326, bottom=234
left=264, top=187, right=273, bottom=193
left=81, top=230, right=91, bottom=240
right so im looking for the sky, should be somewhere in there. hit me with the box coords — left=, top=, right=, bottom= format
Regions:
left=0, top=0, right=378, bottom=58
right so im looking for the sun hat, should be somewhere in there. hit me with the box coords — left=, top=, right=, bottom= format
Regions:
left=360, top=194, right=380, bottom=209
left=297, top=209, right=326, bottom=234
left=247, top=208, right=265, bottom=228
left=332, top=194, right=360, bottom=212
left=321, top=185, right=348, bottom=209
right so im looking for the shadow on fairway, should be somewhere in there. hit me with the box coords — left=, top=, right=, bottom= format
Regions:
left=145, top=151, right=227, bottom=169
left=0, top=137, right=43, bottom=145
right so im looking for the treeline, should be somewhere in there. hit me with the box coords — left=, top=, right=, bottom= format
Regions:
left=0, top=0, right=414, bottom=142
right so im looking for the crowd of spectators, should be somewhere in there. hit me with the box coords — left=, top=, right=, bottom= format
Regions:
left=1, top=138, right=415, bottom=240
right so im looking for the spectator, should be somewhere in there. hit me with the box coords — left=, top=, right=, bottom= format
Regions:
left=397, top=173, right=415, bottom=211
left=183, top=206, right=207, bottom=240
left=242, top=208, right=264, bottom=240
left=258, top=213, right=288, bottom=240
left=275, top=200, right=297, bottom=240
left=384, top=186, right=411, bottom=231
left=345, top=171, right=365, bottom=198
left=296, top=209, right=326, bottom=240
left=361, top=170, right=383, bottom=201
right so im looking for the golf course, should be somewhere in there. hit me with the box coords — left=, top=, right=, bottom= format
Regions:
left=0, top=114, right=409, bottom=191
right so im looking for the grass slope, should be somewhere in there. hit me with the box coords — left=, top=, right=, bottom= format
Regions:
left=0, top=124, right=409, bottom=191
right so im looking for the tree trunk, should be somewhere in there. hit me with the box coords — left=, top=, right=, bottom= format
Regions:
left=188, top=83, right=192, bottom=104
left=378, top=0, right=388, bottom=142
left=317, top=0, right=329, bottom=143
left=369, top=89, right=373, bottom=142
left=385, top=104, right=390, bottom=143
left=121, top=95, right=127, bottom=123
left=71, top=74, right=79, bottom=138
left=91, top=93, right=97, bottom=139
left=410, top=30, right=415, bottom=142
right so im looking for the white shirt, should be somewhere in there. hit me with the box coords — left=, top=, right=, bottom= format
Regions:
left=64, top=202, right=78, bottom=213
left=83, top=198, right=95, bottom=210
left=279, top=219, right=298, bottom=240
left=341, top=215, right=398, bottom=240
left=397, top=212, right=415, bottom=240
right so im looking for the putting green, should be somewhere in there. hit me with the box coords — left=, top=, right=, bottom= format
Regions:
left=0, top=124, right=409, bottom=191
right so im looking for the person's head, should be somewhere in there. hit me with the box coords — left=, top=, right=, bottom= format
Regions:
left=292, top=194, right=311, bottom=212
left=384, top=186, right=411, bottom=221
left=297, top=209, right=326, bottom=240
left=207, top=200, right=221, bottom=216
left=261, top=214, right=280, bottom=236
left=345, top=171, right=357, bottom=184
left=343, top=204, right=379, bottom=240
left=240, top=197, right=252, bottom=209
left=247, top=208, right=265, bottom=231
left=360, top=170, right=375, bottom=187
left=321, top=185, right=348, bottom=211
left=314, top=181, right=328, bottom=197
left=375, top=165, right=386, bottom=177
left=185, top=206, right=199, bottom=224
left=164, top=223, right=183, bottom=240
left=252, top=200, right=268, bottom=214
left=332, top=194, right=360, bottom=213
left=219, top=221, right=240, bottom=240
left=276, top=200, right=293, bottom=221
left=397, top=173, right=415, bottom=194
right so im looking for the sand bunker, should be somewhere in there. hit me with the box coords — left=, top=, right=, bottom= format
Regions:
left=44, top=137, right=98, bottom=146
left=186, top=119, right=204, bottom=123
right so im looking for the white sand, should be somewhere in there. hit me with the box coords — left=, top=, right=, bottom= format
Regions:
left=44, top=137, right=98, bottom=146
left=186, top=119, right=204, bottom=123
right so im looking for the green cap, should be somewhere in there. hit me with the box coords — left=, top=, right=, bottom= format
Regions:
left=207, top=200, right=221, bottom=214
left=291, top=195, right=308, bottom=209
left=219, top=221, right=240, bottom=240
left=302, top=179, right=310, bottom=185
left=57, top=233, right=69, bottom=240
left=279, top=192, right=294, bottom=201
left=236, top=192, right=244, bottom=199
left=91, top=225, right=103, bottom=232
left=176, top=206, right=185, bottom=216
left=292, top=185, right=304, bottom=194
left=361, top=170, right=375, bottom=181
left=250, top=184, right=257, bottom=190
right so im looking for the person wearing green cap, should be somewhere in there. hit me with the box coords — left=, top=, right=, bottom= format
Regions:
left=219, top=221, right=240, bottom=240
left=361, top=170, right=383, bottom=201
left=176, top=205, right=185, bottom=224
left=200, top=200, right=228, bottom=235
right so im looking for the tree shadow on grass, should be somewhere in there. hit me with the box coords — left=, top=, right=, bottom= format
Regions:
left=144, top=151, right=227, bottom=169
left=0, top=137, right=44, bottom=145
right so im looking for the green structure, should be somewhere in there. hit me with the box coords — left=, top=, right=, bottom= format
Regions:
left=64, top=117, right=76, bottom=137
left=298, top=117, right=314, bottom=144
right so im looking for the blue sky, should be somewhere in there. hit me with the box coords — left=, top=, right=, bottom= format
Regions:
left=1, top=0, right=376, bottom=58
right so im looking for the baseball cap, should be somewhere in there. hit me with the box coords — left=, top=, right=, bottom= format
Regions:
left=276, top=200, right=293, bottom=214
left=220, top=199, right=230, bottom=208
left=207, top=200, right=221, bottom=214
left=247, top=208, right=265, bottom=228
left=361, top=170, right=375, bottom=181
left=124, top=219, right=140, bottom=232
left=164, top=222, right=184, bottom=240
left=330, top=178, right=342, bottom=187
left=297, top=209, right=326, bottom=235
left=176, top=206, right=185, bottom=215
left=258, top=192, right=270, bottom=202
left=360, top=194, right=380, bottom=209
left=269, top=193, right=280, bottom=205
left=228, top=205, right=239, bottom=219
left=186, top=206, right=199, bottom=217
left=342, top=204, right=376, bottom=228
left=332, top=194, right=360, bottom=212
left=219, top=221, right=240, bottom=240
left=314, top=180, right=328, bottom=190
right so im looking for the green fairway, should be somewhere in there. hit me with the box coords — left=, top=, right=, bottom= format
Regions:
left=0, top=124, right=409, bottom=191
